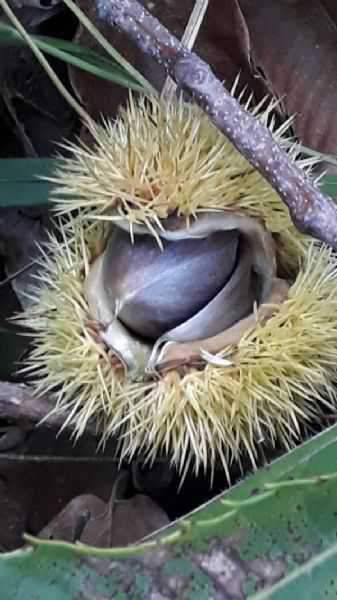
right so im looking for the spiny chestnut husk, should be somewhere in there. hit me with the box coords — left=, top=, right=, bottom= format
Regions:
left=20, top=95, right=337, bottom=478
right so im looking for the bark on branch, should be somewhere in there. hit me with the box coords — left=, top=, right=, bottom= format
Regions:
left=94, top=0, right=337, bottom=249
left=0, top=381, right=96, bottom=434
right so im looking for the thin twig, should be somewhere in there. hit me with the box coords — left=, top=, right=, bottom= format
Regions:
left=0, top=260, right=35, bottom=288
left=0, top=383, right=171, bottom=462
left=94, top=0, right=337, bottom=249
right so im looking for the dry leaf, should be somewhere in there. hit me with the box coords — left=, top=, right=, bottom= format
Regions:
left=38, top=493, right=169, bottom=547
left=240, top=0, right=337, bottom=160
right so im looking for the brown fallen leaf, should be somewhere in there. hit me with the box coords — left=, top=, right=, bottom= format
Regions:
left=199, top=0, right=268, bottom=98
left=239, top=0, right=337, bottom=161
left=38, top=492, right=170, bottom=547
left=38, top=494, right=107, bottom=543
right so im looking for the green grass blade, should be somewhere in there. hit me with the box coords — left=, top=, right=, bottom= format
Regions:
left=61, top=0, right=156, bottom=95
left=0, top=159, right=57, bottom=207
left=0, top=22, right=145, bottom=92
left=320, top=175, right=337, bottom=199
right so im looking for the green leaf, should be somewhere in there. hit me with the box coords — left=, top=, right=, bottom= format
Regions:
left=251, top=541, right=337, bottom=599
left=1, top=422, right=337, bottom=598
left=0, top=22, right=145, bottom=92
left=320, top=175, right=337, bottom=199
left=0, top=159, right=58, bottom=207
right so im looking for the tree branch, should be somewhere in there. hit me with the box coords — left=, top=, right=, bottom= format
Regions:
left=0, top=381, right=97, bottom=435
left=94, top=0, right=337, bottom=248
